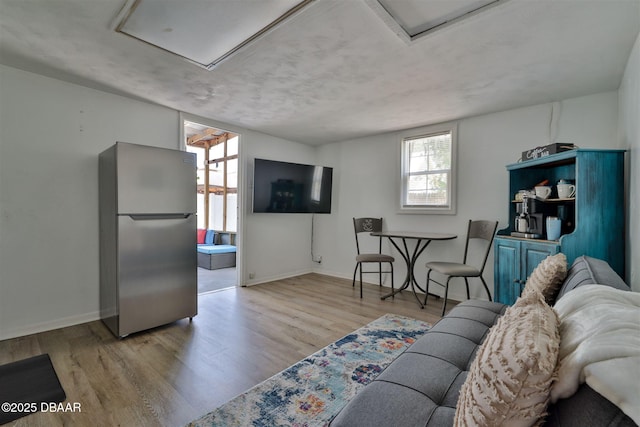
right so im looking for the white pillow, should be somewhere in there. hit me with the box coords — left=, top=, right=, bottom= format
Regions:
left=454, top=292, right=560, bottom=427
left=521, top=253, right=567, bottom=304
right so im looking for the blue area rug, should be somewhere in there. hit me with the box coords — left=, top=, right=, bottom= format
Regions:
left=187, top=313, right=430, bottom=427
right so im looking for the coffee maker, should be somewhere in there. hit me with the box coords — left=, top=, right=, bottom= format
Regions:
left=511, top=195, right=554, bottom=239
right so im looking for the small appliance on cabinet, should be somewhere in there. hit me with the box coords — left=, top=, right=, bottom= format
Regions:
left=99, top=142, right=198, bottom=338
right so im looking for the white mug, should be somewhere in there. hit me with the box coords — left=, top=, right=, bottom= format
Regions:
left=535, top=186, right=552, bottom=199
left=557, top=183, right=576, bottom=198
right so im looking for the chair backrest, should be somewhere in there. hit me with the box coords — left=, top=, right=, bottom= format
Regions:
left=462, top=220, right=499, bottom=272
left=353, top=217, right=384, bottom=255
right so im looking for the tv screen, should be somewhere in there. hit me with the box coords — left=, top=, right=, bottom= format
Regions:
left=253, top=158, right=333, bottom=213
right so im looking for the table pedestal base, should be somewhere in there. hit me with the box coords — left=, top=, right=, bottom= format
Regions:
left=379, top=236, right=442, bottom=308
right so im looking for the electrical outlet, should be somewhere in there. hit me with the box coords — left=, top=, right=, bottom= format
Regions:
left=249, top=272, right=255, bottom=279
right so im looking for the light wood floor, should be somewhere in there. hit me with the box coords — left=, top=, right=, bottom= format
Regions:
left=0, top=274, right=457, bottom=427
left=197, top=267, right=236, bottom=294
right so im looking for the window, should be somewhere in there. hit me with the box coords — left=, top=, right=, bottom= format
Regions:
left=399, top=123, right=457, bottom=214
left=184, top=120, right=239, bottom=232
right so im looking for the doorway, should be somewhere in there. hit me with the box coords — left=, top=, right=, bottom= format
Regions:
left=183, top=119, right=240, bottom=294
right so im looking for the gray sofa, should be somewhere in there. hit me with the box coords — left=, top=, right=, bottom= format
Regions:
left=197, top=232, right=236, bottom=270
left=330, top=256, right=634, bottom=426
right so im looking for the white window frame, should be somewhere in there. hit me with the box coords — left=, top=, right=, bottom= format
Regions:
left=398, top=122, right=457, bottom=215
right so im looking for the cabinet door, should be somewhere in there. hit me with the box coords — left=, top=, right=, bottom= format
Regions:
left=494, top=238, right=520, bottom=305
left=521, top=241, right=560, bottom=285
left=494, top=238, right=560, bottom=305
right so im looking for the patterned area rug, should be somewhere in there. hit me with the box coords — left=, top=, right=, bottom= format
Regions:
left=187, top=313, right=430, bottom=427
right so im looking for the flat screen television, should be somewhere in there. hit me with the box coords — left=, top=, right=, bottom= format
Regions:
left=253, top=158, right=333, bottom=213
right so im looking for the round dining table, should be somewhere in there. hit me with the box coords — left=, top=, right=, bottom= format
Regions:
left=371, top=231, right=457, bottom=308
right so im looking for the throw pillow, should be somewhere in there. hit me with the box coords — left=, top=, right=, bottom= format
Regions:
left=454, top=292, right=560, bottom=427
left=197, top=229, right=206, bottom=244
left=521, top=253, right=567, bottom=304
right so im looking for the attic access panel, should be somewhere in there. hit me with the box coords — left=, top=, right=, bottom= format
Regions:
left=115, top=0, right=313, bottom=69
left=367, top=0, right=508, bottom=44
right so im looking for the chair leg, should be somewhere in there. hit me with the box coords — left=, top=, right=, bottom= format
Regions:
left=390, top=262, right=394, bottom=298
left=480, top=276, right=492, bottom=301
left=359, top=265, right=363, bottom=298
left=352, top=264, right=359, bottom=288
left=423, top=270, right=432, bottom=306
left=442, top=277, right=452, bottom=316
left=379, top=262, right=382, bottom=286
left=464, top=278, right=470, bottom=300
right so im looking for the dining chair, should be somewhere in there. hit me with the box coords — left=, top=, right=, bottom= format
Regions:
left=352, top=217, right=394, bottom=298
left=424, top=219, right=498, bottom=315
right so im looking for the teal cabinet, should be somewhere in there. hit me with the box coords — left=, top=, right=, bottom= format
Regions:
left=494, top=238, right=560, bottom=304
left=494, top=149, right=625, bottom=305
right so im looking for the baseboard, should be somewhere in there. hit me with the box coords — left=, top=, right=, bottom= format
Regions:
left=0, top=310, right=101, bottom=341
left=310, top=267, right=353, bottom=282
left=311, top=267, right=486, bottom=303
left=242, top=268, right=314, bottom=287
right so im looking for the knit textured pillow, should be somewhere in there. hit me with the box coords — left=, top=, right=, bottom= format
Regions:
left=454, top=292, right=560, bottom=427
left=521, top=253, right=568, bottom=304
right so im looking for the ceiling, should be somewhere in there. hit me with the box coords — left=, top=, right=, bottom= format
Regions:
left=0, top=0, right=638, bottom=145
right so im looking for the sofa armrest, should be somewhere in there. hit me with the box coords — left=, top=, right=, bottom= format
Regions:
left=546, top=256, right=634, bottom=427
left=545, top=384, right=636, bottom=427
left=556, top=256, right=629, bottom=301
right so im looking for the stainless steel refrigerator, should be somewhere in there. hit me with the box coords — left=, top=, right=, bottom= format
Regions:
left=99, top=142, right=197, bottom=338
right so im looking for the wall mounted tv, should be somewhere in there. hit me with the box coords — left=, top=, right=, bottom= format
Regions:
left=253, top=158, right=333, bottom=213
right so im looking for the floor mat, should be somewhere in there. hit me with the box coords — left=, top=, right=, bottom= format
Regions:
left=0, top=354, right=66, bottom=425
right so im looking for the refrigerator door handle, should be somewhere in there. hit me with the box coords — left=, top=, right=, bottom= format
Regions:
left=127, top=213, right=192, bottom=221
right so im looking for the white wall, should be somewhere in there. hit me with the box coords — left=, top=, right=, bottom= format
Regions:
left=618, top=32, right=640, bottom=292
left=314, top=91, right=621, bottom=302
left=0, top=64, right=181, bottom=339
left=242, top=130, right=317, bottom=285
left=0, top=66, right=316, bottom=340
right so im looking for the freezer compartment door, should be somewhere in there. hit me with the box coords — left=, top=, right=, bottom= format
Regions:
left=117, top=214, right=197, bottom=336
left=115, top=142, right=196, bottom=214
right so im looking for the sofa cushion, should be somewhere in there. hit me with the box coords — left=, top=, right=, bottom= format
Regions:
left=556, top=256, right=628, bottom=301
left=204, top=229, right=215, bottom=245
left=521, top=253, right=567, bottom=304
left=330, top=300, right=506, bottom=427
left=197, top=244, right=236, bottom=255
left=454, top=293, right=560, bottom=427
